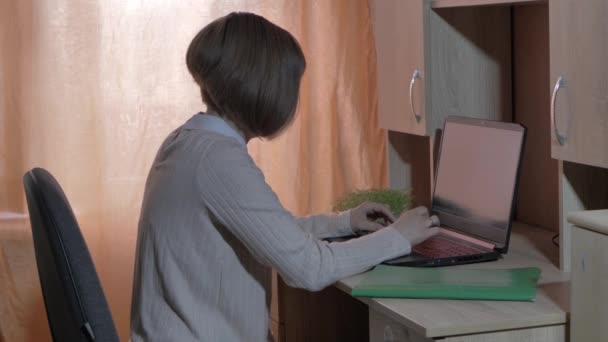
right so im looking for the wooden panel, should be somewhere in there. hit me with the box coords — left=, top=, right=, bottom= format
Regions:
left=372, top=307, right=564, bottom=342
left=281, top=280, right=368, bottom=342
left=386, top=131, right=434, bottom=208
left=337, top=224, right=569, bottom=338
left=512, top=4, right=559, bottom=232
left=432, top=0, right=546, bottom=9
left=269, top=319, right=285, bottom=342
left=444, top=325, right=565, bottom=342
left=571, top=226, right=608, bottom=342
left=568, top=209, right=608, bottom=236
left=369, top=309, right=433, bottom=342
left=559, top=161, right=608, bottom=271
left=270, top=271, right=281, bottom=323
left=371, top=0, right=426, bottom=135
left=427, top=5, right=512, bottom=135
left=550, top=0, right=608, bottom=168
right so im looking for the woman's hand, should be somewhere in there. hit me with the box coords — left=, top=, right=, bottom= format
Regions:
left=391, top=206, right=440, bottom=246
left=350, top=202, right=397, bottom=235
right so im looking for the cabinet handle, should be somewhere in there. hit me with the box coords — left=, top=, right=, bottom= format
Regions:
left=409, top=69, right=422, bottom=123
left=383, top=325, right=394, bottom=342
left=551, top=76, right=567, bottom=145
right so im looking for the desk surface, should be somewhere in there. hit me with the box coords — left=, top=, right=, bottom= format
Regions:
left=336, top=222, right=570, bottom=338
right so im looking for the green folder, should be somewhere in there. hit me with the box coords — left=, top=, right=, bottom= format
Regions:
left=351, top=265, right=541, bottom=301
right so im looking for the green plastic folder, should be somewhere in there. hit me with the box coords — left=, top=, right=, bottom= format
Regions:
left=351, top=266, right=541, bottom=301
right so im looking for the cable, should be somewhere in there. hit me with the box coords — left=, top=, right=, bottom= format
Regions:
left=552, top=233, right=559, bottom=247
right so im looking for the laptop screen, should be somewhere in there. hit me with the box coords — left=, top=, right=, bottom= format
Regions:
left=432, top=116, right=526, bottom=250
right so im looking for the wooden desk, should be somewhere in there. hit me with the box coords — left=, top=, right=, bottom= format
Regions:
left=334, top=223, right=570, bottom=341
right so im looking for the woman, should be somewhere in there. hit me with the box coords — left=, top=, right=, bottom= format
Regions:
left=130, top=12, right=439, bottom=342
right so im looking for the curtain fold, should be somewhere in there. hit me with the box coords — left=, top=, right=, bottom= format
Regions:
left=0, top=1, right=386, bottom=340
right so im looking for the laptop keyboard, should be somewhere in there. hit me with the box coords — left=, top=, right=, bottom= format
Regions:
left=413, top=234, right=487, bottom=258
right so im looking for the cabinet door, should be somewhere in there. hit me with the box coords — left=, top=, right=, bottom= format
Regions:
left=372, top=0, right=426, bottom=135
left=550, top=0, right=608, bottom=168
left=369, top=309, right=433, bottom=342
left=571, top=226, right=608, bottom=342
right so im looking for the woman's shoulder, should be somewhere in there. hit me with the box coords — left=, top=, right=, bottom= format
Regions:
left=199, top=130, right=249, bottom=158
left=190, top=130, right=255, bottom=172
left=194, top=131, right=267, bottom=193
left=155, top=126, right=250, bottom=169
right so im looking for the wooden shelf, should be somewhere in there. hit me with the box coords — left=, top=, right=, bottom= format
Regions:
left=431, top=0, right=546, bottom=9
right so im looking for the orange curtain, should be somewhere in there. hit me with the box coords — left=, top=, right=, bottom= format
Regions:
left=0, top=1, right=386, bottom=340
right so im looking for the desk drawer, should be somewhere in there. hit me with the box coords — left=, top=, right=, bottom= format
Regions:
left=369, top=309, right=433, bottom=342
left=369, top=308, right=565, bottom=342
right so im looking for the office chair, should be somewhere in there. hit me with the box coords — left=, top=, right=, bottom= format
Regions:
left=23, top=168, right=119, bottom=342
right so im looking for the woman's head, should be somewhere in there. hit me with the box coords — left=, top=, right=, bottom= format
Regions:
left=186, top=12, right=306, bottom=139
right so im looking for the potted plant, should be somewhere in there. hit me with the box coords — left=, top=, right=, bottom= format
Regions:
left=333, top=189, right=413, bottom=217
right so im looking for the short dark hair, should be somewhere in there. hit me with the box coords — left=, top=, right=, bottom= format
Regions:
left=186, top=12, right=306, bottom=138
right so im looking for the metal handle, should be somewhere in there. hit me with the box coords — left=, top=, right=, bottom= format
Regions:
left=551, top=76, right=567, bottom=145
left=383, top=325, right=394, bottom=342
left=409, top=69, right=422, bottom=122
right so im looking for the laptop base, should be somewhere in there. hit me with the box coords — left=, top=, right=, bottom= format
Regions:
left=384, top=252, right=500, bottom=267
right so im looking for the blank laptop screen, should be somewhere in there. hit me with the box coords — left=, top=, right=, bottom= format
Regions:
left=432, top=117, right=525, bottom=247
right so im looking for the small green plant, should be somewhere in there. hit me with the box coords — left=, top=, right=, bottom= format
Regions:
left=333, top=189, right=413, bottom=216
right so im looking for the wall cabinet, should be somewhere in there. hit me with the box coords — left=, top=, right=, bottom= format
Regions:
left=372, top=0, right=512, bottom=137
left=550, top=0, right=608, bottom=169
left=373, top=0, right=426, bottom=135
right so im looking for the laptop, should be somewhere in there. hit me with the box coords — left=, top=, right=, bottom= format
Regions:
left=385, top=116, right=526, bottom=267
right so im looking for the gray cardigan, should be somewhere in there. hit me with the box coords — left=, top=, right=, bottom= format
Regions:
left=130, top=114, right=411, bottom=341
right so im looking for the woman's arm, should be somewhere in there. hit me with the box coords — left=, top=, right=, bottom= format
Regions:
left=295, top=212, right=353, bottom=239
left=197, top=141, right=411, bottom=291
left=296, top=201, right=397, bottom=239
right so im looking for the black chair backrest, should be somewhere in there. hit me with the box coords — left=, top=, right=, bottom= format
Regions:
left=23, top=168, right=119, bottom=342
